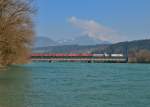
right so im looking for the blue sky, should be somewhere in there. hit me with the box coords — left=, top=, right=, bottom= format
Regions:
left=35, top=0, right=150, bottom=42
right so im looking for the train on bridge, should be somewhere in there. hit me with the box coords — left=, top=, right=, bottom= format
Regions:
left=31, top=53, right=128, bottom=63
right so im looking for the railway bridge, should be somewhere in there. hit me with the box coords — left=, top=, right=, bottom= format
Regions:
left=31, top=53, right=128, bottom=63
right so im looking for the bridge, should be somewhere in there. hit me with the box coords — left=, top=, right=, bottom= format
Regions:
left=31, top=53, right=128, bottom=63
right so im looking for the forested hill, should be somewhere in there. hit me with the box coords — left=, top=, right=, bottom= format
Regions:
left=93, top=39, right=150, bottom=54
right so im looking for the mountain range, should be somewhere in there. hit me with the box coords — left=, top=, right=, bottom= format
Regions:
left=33, top=36, right=57, bottom=48
left=57, top=36, right=110, bottom=45
left=33, top=38, right=150, bottom=55
left=33, top=36, right=110, bottom=47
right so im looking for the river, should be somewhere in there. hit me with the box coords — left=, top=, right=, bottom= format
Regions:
left=0, top=63, right=150, bottom=107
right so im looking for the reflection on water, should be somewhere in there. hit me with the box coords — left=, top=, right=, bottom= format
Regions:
left=0, top=66, right=32, bottom=107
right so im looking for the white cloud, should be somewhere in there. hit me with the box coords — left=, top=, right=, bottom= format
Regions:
left=68, top=16, right=121, bottom=42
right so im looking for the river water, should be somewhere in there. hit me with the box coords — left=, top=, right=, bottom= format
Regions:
left=0, top=63, right=150, bottom=107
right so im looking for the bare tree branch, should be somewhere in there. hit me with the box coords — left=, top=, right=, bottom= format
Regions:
left=0, top=0, right=35, bottom=66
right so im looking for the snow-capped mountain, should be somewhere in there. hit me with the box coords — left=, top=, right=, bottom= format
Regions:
left=57, top=36, right=110, bottom=45
left=33, top=36, right=110, bottom=48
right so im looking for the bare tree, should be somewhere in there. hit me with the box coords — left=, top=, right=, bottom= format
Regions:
left=128, top=50, right=150, bottom=63
left=135, top=50, right=150, bottom=63
left=0, top=0, right=35, bottom=66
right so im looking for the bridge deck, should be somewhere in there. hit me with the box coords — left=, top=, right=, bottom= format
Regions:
left=31, top=58, right=127, bottom=63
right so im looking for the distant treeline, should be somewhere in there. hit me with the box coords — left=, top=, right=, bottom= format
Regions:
left=104, top=39, right=150, bottom=54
